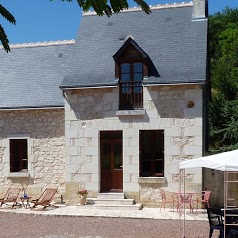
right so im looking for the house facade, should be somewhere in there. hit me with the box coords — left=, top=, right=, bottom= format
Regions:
left=0, top=0, right=208, bottom=206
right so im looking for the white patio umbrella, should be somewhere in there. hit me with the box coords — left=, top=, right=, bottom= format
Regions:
left=179, top=149, right=238, bottom=238
left=180, top=149, right=238, bottom=171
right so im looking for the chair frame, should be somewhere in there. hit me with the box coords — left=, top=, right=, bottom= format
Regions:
left=31, top=188, right=58, bottom=210
left=177, top=192, right=194, bottom=213
left=196, top=190, right=211, bottom=212
left=0, top=187, right=22, bottom=208
left=159, top=189, right=178, bottom=212
left=207, top=207, right=225, bottom=238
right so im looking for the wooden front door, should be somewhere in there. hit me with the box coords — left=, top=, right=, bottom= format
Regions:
left=100, top=131, right=123, bottom=192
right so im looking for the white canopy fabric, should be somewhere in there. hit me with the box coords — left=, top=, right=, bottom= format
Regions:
left=179, top=149, right=238, bottom=171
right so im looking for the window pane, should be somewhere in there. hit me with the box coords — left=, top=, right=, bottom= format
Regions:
left=139, top=130, right=164, bottom=177
left=134, top=63, right=143, bottom=73
left=134, top=73, right=143, bottom=81
left=121, top=73, right=130, bottom=82
left=121, top=63, right=130, bottom=73
left=142, top=132, right=150, bottom=153
left=10, top=139, right=28, bottom=172
left=155, top=160, right=163, bottom=174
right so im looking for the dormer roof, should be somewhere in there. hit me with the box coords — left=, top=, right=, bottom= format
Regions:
left=113, top=37, right=150, bottom=60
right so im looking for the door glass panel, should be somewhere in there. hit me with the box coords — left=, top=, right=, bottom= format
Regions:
left=112, top=131, right=122, bottom=140
left=134, top=63, right=143, bottom=73
left=102, top=144, right=111, bottom=170
left=113, top=143, right=122, bottom=169
left=134, top=73, right=143, bottom=81
left=121, top=63, right=130, bottom=73
left=121, top=73, right=130, bottom=82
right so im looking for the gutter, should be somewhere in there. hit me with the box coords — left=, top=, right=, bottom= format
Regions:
left=0, top=106, right=64, bottom=111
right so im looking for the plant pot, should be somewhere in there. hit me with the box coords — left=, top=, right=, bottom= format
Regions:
left=79, top=195, right=87, bottom=205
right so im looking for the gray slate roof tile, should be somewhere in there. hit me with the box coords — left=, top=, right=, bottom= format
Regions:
left=0, top=43, right=73, bottom=109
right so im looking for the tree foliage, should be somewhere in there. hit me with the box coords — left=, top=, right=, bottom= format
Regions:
left=0, top=4, right=16, bottom=52
left=209, top=8, right=238, bottom=152
left=52, top=0, right=150, bottom=16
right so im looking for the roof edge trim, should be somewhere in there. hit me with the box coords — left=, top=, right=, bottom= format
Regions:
left=83, top=1, right=193, bottom=16
left=0, top=40, right=75, bottom=50
left=60, top=85, right=118, bottom=90
left=143, top=81, right=206, bottom=86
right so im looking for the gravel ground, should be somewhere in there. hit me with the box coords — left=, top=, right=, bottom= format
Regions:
left=0, top=212, right=216, bottom=238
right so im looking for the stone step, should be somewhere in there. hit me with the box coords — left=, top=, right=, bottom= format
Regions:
left=76, top=203, right=143, bottom=210
left=87, top=198, right=135, bottom=205
left=97, top=193, right=124, bottom=199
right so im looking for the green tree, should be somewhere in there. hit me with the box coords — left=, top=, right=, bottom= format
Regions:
left=0, top=4, right=16, bottom=52
left=209, top=8, right=238, bottom=152
left=1, top=0, right=150, bottom=52
left=54, top=0, right=150, bottom=16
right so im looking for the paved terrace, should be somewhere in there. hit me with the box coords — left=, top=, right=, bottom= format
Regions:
left=0, top=204, right=208, bottom=221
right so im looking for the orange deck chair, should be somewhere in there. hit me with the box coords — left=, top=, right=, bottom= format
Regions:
left=31, top=188, right=58, bottom=210
left=0, top=187, right=22, bottom=208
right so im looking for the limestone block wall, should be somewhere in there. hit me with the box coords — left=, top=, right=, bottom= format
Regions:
left=204, top=169, right=238, bottom=207
left=65, top=85, right=204, bottom=205
left=0, top=109, right=65, bottom=200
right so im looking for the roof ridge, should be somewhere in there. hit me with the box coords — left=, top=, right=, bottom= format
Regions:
left=0, top=39, right=75, bottom=50
left=83, top=1, right=193, bottom=16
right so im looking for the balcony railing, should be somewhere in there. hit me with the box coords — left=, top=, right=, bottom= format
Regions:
left=119, top=81, right=143, bottom=109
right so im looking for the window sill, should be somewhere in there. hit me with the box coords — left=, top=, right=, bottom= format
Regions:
left=7, top=172, right=30, bottom=178
left=138, top=177, right=166, bottom=184
left=116, top=109, right=145, bottom=116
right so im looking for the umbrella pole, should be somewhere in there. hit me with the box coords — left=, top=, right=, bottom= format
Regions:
left=183, top=169, right=186, bottom=238
left=179, top=169, right=186, bottom=238
left=224, top=171, right=228, bottom=238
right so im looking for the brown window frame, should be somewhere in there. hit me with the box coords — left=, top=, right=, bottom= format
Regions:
left=10, top=139, right=28, bottom=172
left=139, top=130, right=164, bottom=177
left=119, top=60, right=144, bottom=110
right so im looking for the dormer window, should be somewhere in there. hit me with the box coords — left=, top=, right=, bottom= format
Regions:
left=114, top=37, right=159, bottom=111
left=119, top=62, right=143, bottom=109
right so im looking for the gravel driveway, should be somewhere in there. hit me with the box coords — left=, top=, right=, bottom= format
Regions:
left=0, top=212, right=217, bottom=238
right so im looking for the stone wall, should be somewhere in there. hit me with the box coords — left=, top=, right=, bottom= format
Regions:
left=0, top=109, right=65, bottom=201
left=65, top=85, right=204, bottom=205
left=204, top=168, right=238, bottom=207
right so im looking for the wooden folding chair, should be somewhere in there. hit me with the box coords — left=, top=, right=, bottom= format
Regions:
left=31, top=188, right=58, bottom=210
left=0, top=187, right=22, bottom=208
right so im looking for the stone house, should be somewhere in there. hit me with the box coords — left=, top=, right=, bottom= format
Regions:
left=0, top=0, right=208, bottom=206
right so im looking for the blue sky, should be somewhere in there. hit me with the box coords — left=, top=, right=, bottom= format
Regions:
left=1, top=0, right=238, bottom=44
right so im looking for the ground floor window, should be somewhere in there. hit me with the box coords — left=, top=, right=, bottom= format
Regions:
left=10, top=139, right=28, bottom=172
left=139, top=130, right=164, bottom=177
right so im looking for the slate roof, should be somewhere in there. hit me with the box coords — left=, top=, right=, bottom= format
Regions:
left=60, top=2, right=208, bottom=89
left=0, top=2, right=207, bottom=109
left=0, top=41, right=74, bottom=109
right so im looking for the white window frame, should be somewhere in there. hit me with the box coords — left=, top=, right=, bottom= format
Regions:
left=3, top=134, right=34, bottom=177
